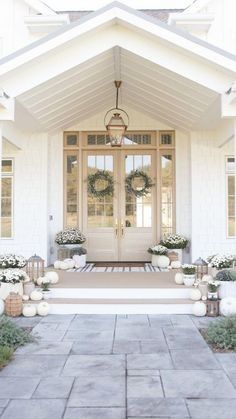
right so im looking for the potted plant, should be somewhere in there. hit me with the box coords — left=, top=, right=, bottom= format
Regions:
left=55, top=228, right=86, bottom=248
left=216, top=269, right=236, bottom=299
left=41, top=279, right=52, bottom=300
left=207, top=254, right=234, bottom=277
left=147, top=245, right=169, bottom=268
left=160, top=234, right=188, bottom=263
left=72, top=247, right=88, bottom=268
left=0, top=254, right=27, bottom=270
left=0, top=269, right=29, bottom=300
left=207, top=279, right=221, bottom=300
left=182, top=264, right=196, bottom=286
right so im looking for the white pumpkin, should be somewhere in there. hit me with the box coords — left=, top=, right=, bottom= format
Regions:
left=37, top=301, right=50, bottom=316
left=22, top=294, right=29, bottom=301
left=60, top=261, right=69, bottom=270
left=23, top=304, right=37, bottom=317
left=171, top=261, right=182, bottom=269
left=54, top=260, right=61, bottom=269
left=202, top=274, right=213, bottom=283
left=220, top=298, right=236, bottom=317
left=36, top=277, right=44, bottom=286
left=190, top=288, right=202, bottom=301
left=192, top=301, right=207, bottom=317
left=45, top=271, right=59, bottom=284
left=64, top=259, right=75, bottom=269
left=157, top=255, right=170, bottom=269
left=175, top=273, right=184, bottom=285
left=0, top=299, right=4, bottom=315
left=30, top=289, right=43, bottom=301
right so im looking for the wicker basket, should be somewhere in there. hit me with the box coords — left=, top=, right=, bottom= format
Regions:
left=5, top=292, right=23, bottom=317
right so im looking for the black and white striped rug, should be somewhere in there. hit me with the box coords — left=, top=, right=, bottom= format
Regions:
left=67, top=264, right=166, bottom=273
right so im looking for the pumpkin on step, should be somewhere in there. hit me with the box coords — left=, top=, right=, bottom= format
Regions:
left=23, top=304, right=36, bottom=317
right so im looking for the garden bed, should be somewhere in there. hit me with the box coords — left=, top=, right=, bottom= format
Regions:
left=200, top=315, right=236, bottom=353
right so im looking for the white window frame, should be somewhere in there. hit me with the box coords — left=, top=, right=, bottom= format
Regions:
left=226, top=156, right=236, bottom=239
left=1, top=158, right=14, bottom=239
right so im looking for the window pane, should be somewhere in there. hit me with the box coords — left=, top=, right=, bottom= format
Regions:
left=160, top=132, right=173, bottom=146
left=1, top=174, right=12, bottom=238
left=227, top=174, right=236, bottom=237
left=2, top=160, right=13, bottom=173
left=66, top=155, right=78, bottom=227
left=161, top=154, right=173, bottom=236
left=66, top=135, right=77, bottom=146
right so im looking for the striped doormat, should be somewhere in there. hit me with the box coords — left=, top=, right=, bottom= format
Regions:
left=67, top=264, right=166, bottom=273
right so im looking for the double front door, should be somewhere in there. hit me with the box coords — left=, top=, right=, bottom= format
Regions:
left=83, top=150, right=157, bottom=261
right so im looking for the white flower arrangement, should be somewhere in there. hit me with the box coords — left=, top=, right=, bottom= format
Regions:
left=0, top=254, right=27, bottom=269
left=55, top=228, right=86, bottom=245
left=160, top=234, right=188, bottom=249
left=208, top=279, right=221, bottom=292
left=182, top=264, right=196, bottom=275
left=207, top=254, right=234, bottom=269
left=148, top=245, right=168, bottom=255
left=0, top=269, right=29, bottom=284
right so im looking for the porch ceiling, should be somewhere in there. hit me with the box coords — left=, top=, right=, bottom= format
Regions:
left=17, top=47, right=218, bottom=132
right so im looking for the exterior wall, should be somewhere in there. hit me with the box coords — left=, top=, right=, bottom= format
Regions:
left=0, top=122, right=49, bottom=261
left=190, top=130, right=235, bottom=261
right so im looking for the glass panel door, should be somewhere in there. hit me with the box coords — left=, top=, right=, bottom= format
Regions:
left=83, top=150, right=118, bottom=261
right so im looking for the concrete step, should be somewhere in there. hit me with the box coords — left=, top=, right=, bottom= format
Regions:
left=25, top=298, right=194, bottom=315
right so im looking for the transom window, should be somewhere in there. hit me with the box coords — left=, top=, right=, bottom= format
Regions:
left=1, top=159, right=13, bottom=238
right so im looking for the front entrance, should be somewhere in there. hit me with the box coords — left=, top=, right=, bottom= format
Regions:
left=83, top=150, right=156, bottom=261
left=64, top=131, right=175, bottom=262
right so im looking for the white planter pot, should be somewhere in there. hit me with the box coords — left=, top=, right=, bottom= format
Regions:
left=73, top=255, right=86, bottom=268
left=198, top=282, right=208, bottom=298
left=219, top=282, right=236, bottom=299
left=168, top=249, right=183, bottom=263
left=183, top=274, right=195, bottom=287
left=42, top=290, right=52, bottom=300
left=0, top=282, right=23, bottom=300
left=64, top=244, right=82, bottom=249
left=151, top=255, right=159, bottom=267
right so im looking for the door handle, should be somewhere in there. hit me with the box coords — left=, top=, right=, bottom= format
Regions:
left=114, top=219, right=118, bottom=236
left=121, top=220, right=124, bottom=236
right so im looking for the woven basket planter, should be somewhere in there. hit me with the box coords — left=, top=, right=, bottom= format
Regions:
left=5, top=292, right=23, bottom=317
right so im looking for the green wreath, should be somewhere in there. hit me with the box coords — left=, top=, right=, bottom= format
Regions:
left=125, top=169, right=154, bottom=198
left=87, top=170, right=114, bottom=198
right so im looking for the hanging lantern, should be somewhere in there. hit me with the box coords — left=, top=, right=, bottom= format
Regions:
left=194, top=257, right=208, bottom=279
left=104, top=81, right=129, bottom=147
left=26, top=254, right=45, bottom=281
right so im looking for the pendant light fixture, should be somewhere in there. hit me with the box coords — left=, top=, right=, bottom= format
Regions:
left=104, top=81, right=129, bottom=147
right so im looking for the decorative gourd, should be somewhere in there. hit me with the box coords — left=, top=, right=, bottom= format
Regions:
left=0, top=299, right=4, bottom=315
left=30, top=289, right=43, bottom=301
left=157, top=255, right=170, bottom=269
left=60, top=261, right=69, bottom=270
left=171, top=261, right=181, bottom=269
left=202, top=274, right=213, bottom=283
left=190, top=288, right=201, bottom=301
left=175, top=273, right=184, bottom=285
left=45, top=271, right=59, bottom=284
left=54, top=260, right=61, bottom=269
left=220, top=298, right=236, bottom=317
left=37, top=301, right=50, bottom=316
left=36, top=277, right=44, bottom=286
left=64, top=259, right=75, bottom=269
left=192, top=301, right=206, bottom=317
left=22, top=295, right=29, bottom=301
left=23, top=304, right=36, bottom=317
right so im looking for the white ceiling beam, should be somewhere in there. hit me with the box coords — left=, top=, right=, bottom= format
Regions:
left=123, top=87, right=195, bottom=124
left=123, top=76, right=204, bottom=116
left=24, top=0, right=56, bottom=15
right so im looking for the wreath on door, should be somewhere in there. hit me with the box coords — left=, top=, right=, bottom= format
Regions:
left=125, top=169, right=154, bottom=198
left=87, top=170, right=114, bottom=198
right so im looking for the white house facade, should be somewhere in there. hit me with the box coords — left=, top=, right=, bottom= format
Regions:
left=0, top=0, right=235, bottom=265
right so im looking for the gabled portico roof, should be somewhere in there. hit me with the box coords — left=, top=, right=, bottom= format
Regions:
left=0, top=2, right=235, bottom=131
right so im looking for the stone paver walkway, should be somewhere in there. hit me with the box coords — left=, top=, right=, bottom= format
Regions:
left=0, top=314, right=236, bottom=418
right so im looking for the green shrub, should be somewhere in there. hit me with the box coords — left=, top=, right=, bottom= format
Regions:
left=206, top=316, right=236, bottom=350
left=0, top=345, right=13, bottom=368
left=216, top=269, right=236, bottom=282
left=0, top=316, right=32, bottom=349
